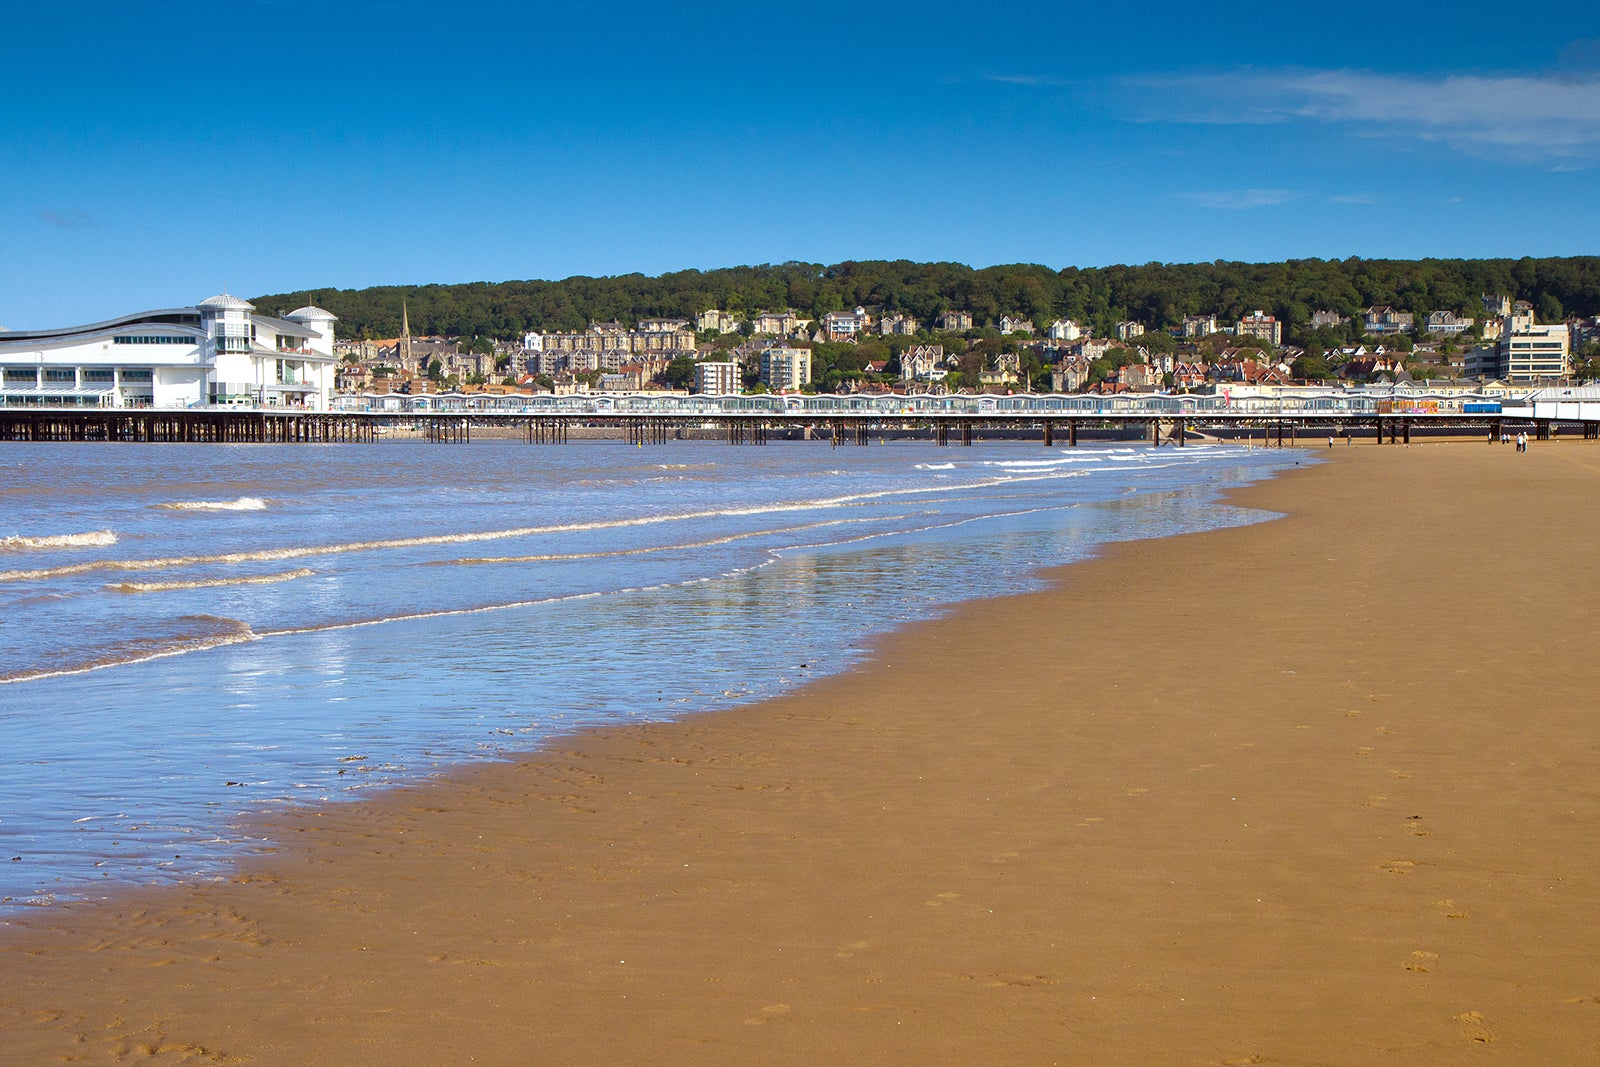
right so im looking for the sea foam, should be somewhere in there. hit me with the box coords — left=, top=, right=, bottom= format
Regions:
left=157, top=497, right=268, bottom=512
left=1, top=530, right=118, bottom=551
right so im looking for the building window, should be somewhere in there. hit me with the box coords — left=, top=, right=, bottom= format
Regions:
left=114, top=335, right=193, bottom=345
left=82, top=369, right=116, bottom=383
left=44, top=369, right=76, bottom=383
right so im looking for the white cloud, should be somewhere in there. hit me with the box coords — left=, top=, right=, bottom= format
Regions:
left=1128, top=68, right=1600, bottom=161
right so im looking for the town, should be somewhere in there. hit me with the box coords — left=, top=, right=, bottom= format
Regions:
left=2, top=267, right=1597, bottom=414
left=335, top=296, right=1594, bottom=401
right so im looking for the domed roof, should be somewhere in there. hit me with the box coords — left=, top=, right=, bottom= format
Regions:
left=197, top=293, right=255, bottom=311
left=285, top=305, right=337, bottom=321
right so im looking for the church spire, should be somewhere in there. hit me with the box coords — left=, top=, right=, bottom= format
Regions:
left=402, top=301, right=413, bottom=371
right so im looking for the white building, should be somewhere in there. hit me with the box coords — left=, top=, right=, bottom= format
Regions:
left=0, top=294, right=337, bottom=409
left=759, top=346, right=812, bottom=392
left=694, top=360, right=742, bottom=395
left=1495, top=320, right=1570, bottom=382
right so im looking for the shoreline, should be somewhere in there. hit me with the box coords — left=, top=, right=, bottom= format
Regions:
left=3, top=441, right=1597, bottom=1063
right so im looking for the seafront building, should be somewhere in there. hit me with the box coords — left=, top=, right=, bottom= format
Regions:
left=693, top=360, right=742, bottom=395
left=0, top=295, right=336, bottom=409
left=759, top=346, right=812, bottom=392
left=1471, top=310, right=1571, bottom=381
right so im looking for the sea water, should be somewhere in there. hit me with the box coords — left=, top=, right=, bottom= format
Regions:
left=0, top=438, right=1299, bottom=910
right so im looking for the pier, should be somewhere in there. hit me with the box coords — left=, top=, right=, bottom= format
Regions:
left=3, top=387, right=1598, bottom=446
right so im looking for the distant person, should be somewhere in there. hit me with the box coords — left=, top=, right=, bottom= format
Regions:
left=1328, top=434, right=1334, bottom=449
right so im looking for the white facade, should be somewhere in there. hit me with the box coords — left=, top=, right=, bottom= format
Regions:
left=694, top=360, right=742, bottom=395
left=759, top=346, right=812, bottom=392
left=1495, top=321, right=1570, bottom=381
left=0, top=295, right=338, bottom=409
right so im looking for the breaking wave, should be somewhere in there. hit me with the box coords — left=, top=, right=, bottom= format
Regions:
left=0, top=615, right=258, bottom=685
left=1, top=530, right=118, bottom=551
left=106, top=568, right=315, bottom=593
left=156, top=497, right=269, bottom=512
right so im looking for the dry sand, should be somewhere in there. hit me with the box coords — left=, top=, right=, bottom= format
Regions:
left=3, top=441, right=1598, bottom=1065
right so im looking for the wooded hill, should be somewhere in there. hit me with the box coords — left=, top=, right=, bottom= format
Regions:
left=250, top=257, right=1600, bottom=346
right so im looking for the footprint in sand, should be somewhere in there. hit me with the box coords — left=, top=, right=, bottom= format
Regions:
left=1432, top=899, right=1470, bottom=919
left=1405, top=950, right=1439, bottom=973
left=1453, top=1010, right=1495, bottom=1042
left=1364, top=795, right=1388, bottom=807
left=836, top=940, right=870, bottom=959
left=1126, top=787, right=1150, bottom=797
left=1379, top=859, right=1416, bottom=875
left=925, top=892, right=960, bottom=908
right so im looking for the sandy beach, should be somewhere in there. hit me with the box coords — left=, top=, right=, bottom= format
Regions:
left=3, top=440, right=1597, bottom=1065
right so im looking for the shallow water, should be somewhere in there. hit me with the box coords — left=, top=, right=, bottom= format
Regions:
left=0, top=438, right=1300, bottom=909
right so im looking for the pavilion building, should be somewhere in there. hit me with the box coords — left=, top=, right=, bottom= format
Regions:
left=0, top=295, right=337, bottom=409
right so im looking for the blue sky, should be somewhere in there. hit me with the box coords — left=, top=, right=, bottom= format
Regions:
left=4, top=0, right=1599, bottom=328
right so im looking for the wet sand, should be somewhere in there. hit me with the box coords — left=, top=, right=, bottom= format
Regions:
left=3, top=441, right=1598, bottom=1064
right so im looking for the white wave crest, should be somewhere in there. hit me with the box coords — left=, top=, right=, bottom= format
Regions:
left=106, top=568, right=315, bottom=593
left=0, top=615, right=258, bottom=685
left=1, top=530, right=118, bottom=552
left=157, top=497, right=268, bottom=512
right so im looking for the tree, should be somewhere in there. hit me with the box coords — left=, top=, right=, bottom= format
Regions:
left=1291, top=351, right=1330, bottom=380
left=663, top=356, right=697, bottom=390
left=1537, top=293, right=1565, bottom=323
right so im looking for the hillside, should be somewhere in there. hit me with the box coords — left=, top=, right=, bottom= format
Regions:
left=250, top=256, right=1600, bottom=345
